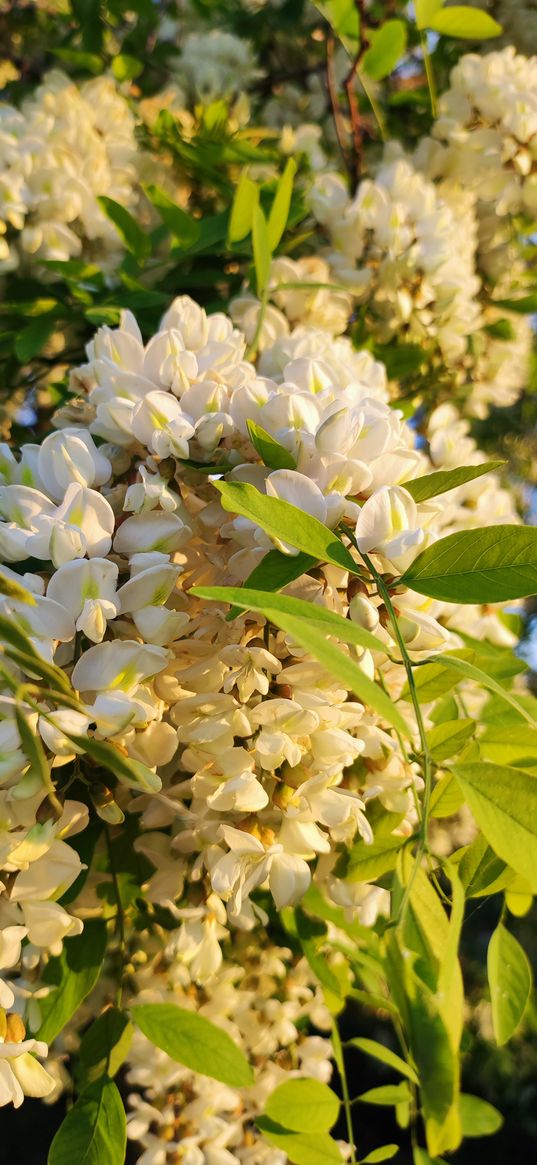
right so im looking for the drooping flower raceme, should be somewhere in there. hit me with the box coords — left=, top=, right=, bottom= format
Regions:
left=0, top=293, right=521, bottom=1145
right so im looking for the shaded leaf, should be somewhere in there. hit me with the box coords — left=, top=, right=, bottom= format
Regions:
left=133, top=1003, right=253, bottom=1087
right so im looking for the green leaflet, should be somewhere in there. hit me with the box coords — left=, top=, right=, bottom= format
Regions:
left=433, top=655, right=537, bottom=728
left=228, top=549, right=317, bottom=618
left=402, top=462, right=504, bottom=504
left=263, top=1078, right=340, bottom=1133
left=360, top=1148, right=400, bottom=1163
left=48, top=1078, right=126, bottom=1165
left=142, top=184, right=200, bottom=247
left=458, top=833, right=509, bottom=898
left=429, top=6, right=502, bottom=38
left=250, top=609, right=410, bottom=737
left=214, top=481, right=358, bottom=572
left=427, top=719, right=475, bottom=763
left=193, top=586, right=409, bottom=735
left=256, top=1116, right=343, bottom=1165
left=228, top=172, right=259, bottom=243
left=453, top=762, right=537, bottom=891
left=357, top=1083, right=411, bottom=1106
left=267, top=158, right=297, bottom=251
left=252, top=204, right=272, bottom=295
left=362, top=20, right=407, bottom=80
left=68, top=735, right=162, bottom=793
left=38, top=921, right=107, bottom=1044
left=246, top=421, right=296, bottom=469
left=400, top=526, right=537, bottom=603
left=132, top=1003, right=253, bottom=1087
left=77, top=1008, right=133, bottom=1087
left=348, top=1037, right=418, bottom=1084
left=343, top=835, right=406, bottom=883
left=459, top=1094, right=503, bottom=1137
left=97, top=197, right=150, bottom=262
left=488, top=924, right=533, bottom=1045
left=192, top=585, right=388, bottom=654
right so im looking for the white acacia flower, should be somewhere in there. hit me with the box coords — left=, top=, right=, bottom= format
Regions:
left=210, top=825, right=311, bottom=916
left=46, top=557, right=119, bottom=642
left=355, top=486, right=426, bottom=572
left=0, top=1038, right=55, bottom=1108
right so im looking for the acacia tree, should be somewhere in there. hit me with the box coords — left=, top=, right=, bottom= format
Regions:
left=0, top=2, right=536, bottom=1163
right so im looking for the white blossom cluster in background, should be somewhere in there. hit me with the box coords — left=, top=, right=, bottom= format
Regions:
left=424, top=47, right=537, bottom=218
left=0, top=70, right=140, bottom=271
left=124, top=940, right=335, bottom=1164
left=0, top=292, right=520, bottom=1129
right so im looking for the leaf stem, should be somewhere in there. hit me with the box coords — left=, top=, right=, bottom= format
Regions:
left=332, top=1019, right=357, bottom=1163
left=419, top=29, right=437, bottom=117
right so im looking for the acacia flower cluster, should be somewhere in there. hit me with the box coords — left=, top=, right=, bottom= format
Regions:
left=0, top=293, right=520, bottom=1137
left=0, top=71, right=139, bottom=270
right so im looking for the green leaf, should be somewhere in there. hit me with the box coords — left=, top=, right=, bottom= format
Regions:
left=68, top=735, right=161, bottom=793
left=439, top=655, right=537, bottom=729
left=267, top=158, right=297, bottom=252
left=458, top=833, right=509, bottom=897
left=429, top=6, right=502, bottom=37
left=363, top=21, right=407, bottom=80
left=111, top=54, right=143, bottom=81
left=228, top=172, right=259, bottom=243
left=15, top=317, right=58, bottom=362
left=192, top=586, right=388, bottom=655
left=484, top=318, right=516, bottom=340
left=343, top=835, right=406, bottom=883
left=494, top=293, right=537, bottom=314
left=213, top=481, right=358, bottom=572
left=132, top=1003, right=253, bottom=1087
left=246, top=421, right=296, bottom=470
left=427, top=719, right=475, bottom=763
left=314, top=0, right=360, bottom=48
left=243, top=606, right=410, bottom=737
left=400, top=526, right=537, bottom=603
left=360, top=1149, right=400, bottom=1164
left=459, top=1094, right=503, bottom=1137
left=38, top=921, right=107, bottom=1044
left=264, top=1079, right=340, bottom=1133
left=252, top=205, right=272, bottom=296
left=401, top=649, right=474, bottom=703
left=48, top=1078, right=126, bottom=1165
left=77, top=1008, right=133, bottom=1086
left=488, top=924, right=533, bottom=1045
left=97, top=197, right=150, bottom=262
left=429, top=774, right=465, bottom=819
left=142, top=184, right=200, bottom=247
left=349, top=1038, right=418, bottom=1084
left=237, top=549, right=317, bottom=596
left=415, top=0, right=444, bottom=30
left=14, top=705, right=52, bottom=793
left=357, top=1084, right=411, bottom=1106
left=294, top=908, right=343, bottom=999
left=52, top=47, right=103, bottom=73
left=402, top=462, right=504, bottom=504
left=479, top=724, right=537, bottom=766
left=256, top=1116, right=343, bottom=1165
left=453, top=762, right=537, bottom=891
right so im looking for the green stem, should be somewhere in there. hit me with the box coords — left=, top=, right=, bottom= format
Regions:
left=419, top=29, right=437, bottom=117
left=246, top=285, right=270, bottom=361
left=357, top=552, right=433, bottom=920
left=332, top=1020, right=357, bottom=1163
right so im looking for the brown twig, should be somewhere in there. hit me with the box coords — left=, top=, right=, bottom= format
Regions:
left=326, top=32, right=353, bottom=181
left=325, top=0, right=377, bottom=194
